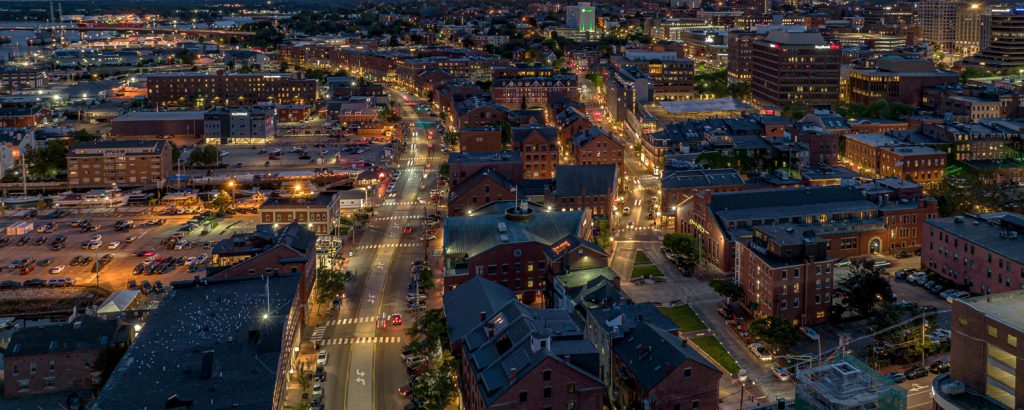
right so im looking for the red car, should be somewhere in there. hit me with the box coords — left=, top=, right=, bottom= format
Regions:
left=19, top=266, right=34, bottom=275
left=391, top=314, right=403, bottom=326
left=403, top=226, right=414, bottom=235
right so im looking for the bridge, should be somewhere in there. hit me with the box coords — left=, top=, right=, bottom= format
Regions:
left=3, top=26, right=255, bottom=37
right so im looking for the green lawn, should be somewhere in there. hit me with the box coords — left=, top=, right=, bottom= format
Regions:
left=691, top=335, right=741, bottom=374
left=657, top=305, right=707, bottom=333
left=634, top=250, right=652, bottom=264
left=632, top=264, right=662, bottom=278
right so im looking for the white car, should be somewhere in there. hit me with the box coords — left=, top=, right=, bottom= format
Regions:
left=186, top=256, right=197, bottom=265
left=91, top=234, right=103, bottom=241
left=107, top=241, right=121, bottom=250
left=316, top=350, right=328, bottom=366
left=49, top=265, right=66, bottom=274
left=748, top=343, right=773, bottom=361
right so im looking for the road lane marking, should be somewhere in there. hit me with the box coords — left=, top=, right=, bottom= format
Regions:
left=321, top=336, right=404, bottom=345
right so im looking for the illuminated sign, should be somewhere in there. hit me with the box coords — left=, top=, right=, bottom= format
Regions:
left=231, top=112, right=249, bottom=116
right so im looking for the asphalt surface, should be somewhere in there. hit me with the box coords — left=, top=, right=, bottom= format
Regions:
left=318, top=89, right=443, bottom=410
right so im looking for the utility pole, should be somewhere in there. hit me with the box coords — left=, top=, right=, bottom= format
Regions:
left=921, top=315, right=927, bottom=367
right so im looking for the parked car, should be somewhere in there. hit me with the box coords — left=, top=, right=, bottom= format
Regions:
left=904, top=366, right=929, bottom=380
left=317, top=350, right=328, bottom=366
left=929, top=359, right=950, bottom=374
left=46, top=278, right=74, bottom=287
left=49, top=265, right=66, bottom=274
left=886, top=372, right=906, bottom=384
left=108, top=241, right=121, bottom=250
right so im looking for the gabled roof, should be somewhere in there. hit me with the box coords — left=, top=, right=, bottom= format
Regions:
left=613, top=322, right=719, bottom=392
left=511, top=126, right=557, bottom=145
left=554, top=106, right=589, bottom=127
left=550, top=164, right=617, bottom=197
left=452, top=284, right=601, bottom=405
left=571, top=125, right=622, bottom=148
left=449, top=167, right=518, bottom=204
left=443, top=276, right=517, bottom=344
left=6, top=316, right=119, bottom=357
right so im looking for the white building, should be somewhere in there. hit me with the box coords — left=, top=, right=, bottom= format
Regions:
left=203, top=107, right=276, bottom=145
left=565, top=2, right=596, bottom=33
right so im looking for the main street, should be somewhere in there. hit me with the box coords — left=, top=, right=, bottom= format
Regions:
left=320, top=89, right=444, bottom=410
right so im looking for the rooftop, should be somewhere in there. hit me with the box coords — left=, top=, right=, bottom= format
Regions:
left=655, top=98, right=753, bottom=115
left=448, top=150, right=523, bottom=166
left=6, top=316, right=120, bottom=357
left=112, top=111, right=205, bottom=121
left=443, top=201, right=587, bottom=260
left=70, top=139, right=169, bottom=154
left=661, top=168, right=744, bottom=190
left=94, top=274, right=301, bottom=410
left=550, top=164, right=617, bottom=197
left=926, top=212, right=1024, bottom=268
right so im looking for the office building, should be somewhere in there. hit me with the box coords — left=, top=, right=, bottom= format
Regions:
left=565, top=2, right=597, bottom=32
left=966, top=6, right=1024, bottom=71
left=922, top=213, right=1024, bottom=295
left=919, top=0, right=960, bottom=51
left=956, top=3, right=985, bottom=55
left=846, top=56, right=959, bottom=106
left=66, top=140, right=173, bottom=189
left=842, top=133, right=947, bottom=184
left=146, top=71, right=317, bottom=108
left=203, top=107, right=277, bottom=145
left=751, top=31, right=841, bottom=109
left=727, top=25, right=808, bottom=82
left=611, top=49, right=695, bottom=100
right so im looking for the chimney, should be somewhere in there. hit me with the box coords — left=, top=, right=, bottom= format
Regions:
left=479, top=311, right=487, bottom=322
left=681, top=338, right=687, bottom=348
left=509, top=367, right=518, bottom=380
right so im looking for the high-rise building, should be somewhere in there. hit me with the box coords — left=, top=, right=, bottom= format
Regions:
left=956, top=2, right=985, bottom=56
left=727, top=25, right=808, bottom=82
left=565, top=2, right=596, bottom=32
left=966, top=6, right=1024, bottom=71
left=918, top=0, right=959, bottom=51
left=750, top=31, right=840, bottom=109
left=66, top=140, right=173, bottom=189
left=611, top=49, right=695, bottom=100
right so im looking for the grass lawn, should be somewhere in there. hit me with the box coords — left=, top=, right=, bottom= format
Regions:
left=634, top=250, right=652, bottom=264
left=657, top=305, right=707, bottom=333
left=632, top=264, right=662, bottom=278
left=691, top=335, right=741, bottom=374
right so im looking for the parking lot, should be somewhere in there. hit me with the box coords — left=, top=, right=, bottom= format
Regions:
left=0, top=208, right=259, bottom=292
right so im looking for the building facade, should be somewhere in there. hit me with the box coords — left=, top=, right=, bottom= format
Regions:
left=922, top=213, right=1024, bottom=295
left=147, top=72, right=317, bottom=108
left=751, top=31, right=840, bottom=109
left=67, top=140, right=173, bottom=189
left=203, top=107, right=277, bottom=145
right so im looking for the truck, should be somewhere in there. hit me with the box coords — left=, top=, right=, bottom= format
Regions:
left=5, top=221, right=33, bottom=236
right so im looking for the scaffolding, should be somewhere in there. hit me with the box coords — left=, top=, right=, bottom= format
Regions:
left=794, top=355, right=907, bottom=410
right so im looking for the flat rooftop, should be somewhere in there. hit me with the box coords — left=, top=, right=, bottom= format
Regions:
left=960, top=289, right=1024, bottom=331
left=655, top=98, right=753, bottom=114
left=925, top=213, right=1024, bottom=266
left=113, top=111, right=206, bottom=121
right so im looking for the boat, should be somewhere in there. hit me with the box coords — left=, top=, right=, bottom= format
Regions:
left=0, top=36, right=11, bottom=45
left=127, top=189, right=153, bottom=202
left=0, top=195, right=43, bottom=206
left=54, top=186, right=129, bottom=208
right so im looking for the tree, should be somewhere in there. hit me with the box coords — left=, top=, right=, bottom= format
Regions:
left=749, top=317, right=800, bottom=353
left=186, top=145, right=221, bottom=167
left=709, top=279, right=742, bottom=300
left=418, top=266, right=435, bottom=291
left=438, top=162, right=449, bottom=178
left=209, top=190, right=233, bottom=213
left=662, top=233, right=699, bottom=264
left=315, top=267, right=346, bottom=305
left=409, top=355, right=458, bottom=410
left=69, top=129, right=100, bottom=142
left=840, top=260, right=894, bottom=319
left=25, top=140, right=68, bottom=180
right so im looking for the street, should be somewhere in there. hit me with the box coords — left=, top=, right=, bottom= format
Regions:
left=318, top=89, right=444, bottom=410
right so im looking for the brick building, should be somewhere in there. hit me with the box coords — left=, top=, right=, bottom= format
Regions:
left=453, top=97, right=510, bottom=130
left=612, top=323, right=722, bottom=410
left=458, top=127, right=502, bottom=153
left=3, top=316, right=122, bottom=398
left=545, top=164, right=617, bottom=217
left=67, top=140, right=173, bottom=189
left=442, top=201, right=605, bottom=305
left=922, top=213, right=1024, bottom=295
left=448, top=151, right=524, bottom=186
left=843, top=133, right=946, bottom=184
left=570, top=126, right=624, bottom=170
left=146, top=72, right=317, bottom=108
left=554, top=106, right=593, bottom=146
left=661, top=167, right=746, bottom=217
left=0, top=105, right=49, bottom=128
left=751, top=31, right=840, bottom=109
left=941, top=290, right=1024, bottom=410
left=491, top=74, right=579, bottom=111
left=845, top=56, right=958, bottom=106
left=259, top=190, right=365, bottom=235
left=611, top=49, right=695, bottom=101
left=736, top=225, right=836, bottom=326
left=676, top=184, right=938, bottom=272
left=109, top=111, right=205, bottom=139
left=442, top=277, right=605, bottom=410
left=510, top=126, right=559, bottom=180
left=447, top=168, right=518, bottom=216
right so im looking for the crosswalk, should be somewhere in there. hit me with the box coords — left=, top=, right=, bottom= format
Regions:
left=371, top=215, right=428, bottom=221
left=321, top=336, right=404, bottom=345
left=325, top=316, right=378, bottom=326
left=382, top=200, right=422, bottom=206
left=354, top=242, right=422, bottom=250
